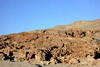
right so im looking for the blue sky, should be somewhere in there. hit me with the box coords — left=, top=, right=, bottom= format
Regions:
left=0, top=0, right=100, bottom=35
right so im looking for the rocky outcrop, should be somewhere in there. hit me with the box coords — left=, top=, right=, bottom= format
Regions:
left=0, top=19, right=100, bottom=66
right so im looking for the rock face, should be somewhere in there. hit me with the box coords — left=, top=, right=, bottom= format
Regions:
left=0, top=19, right=100, bottom=65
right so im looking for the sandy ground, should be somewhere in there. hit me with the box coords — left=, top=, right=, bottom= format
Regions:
left=0, top=61, right=37, bottom=67
left=0, top=61, right=100, bottom=67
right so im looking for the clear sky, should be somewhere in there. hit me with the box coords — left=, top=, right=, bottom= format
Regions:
left=0, top=0, right=100, bottom=35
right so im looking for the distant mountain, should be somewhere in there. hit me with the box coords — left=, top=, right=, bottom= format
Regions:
left=53, top=19, right=100, bottom=30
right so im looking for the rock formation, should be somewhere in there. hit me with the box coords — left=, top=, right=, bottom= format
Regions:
left=0, top=19, right=100, bottom=66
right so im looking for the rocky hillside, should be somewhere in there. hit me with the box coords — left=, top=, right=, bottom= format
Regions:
left=0, top=19, right=100, bottom=66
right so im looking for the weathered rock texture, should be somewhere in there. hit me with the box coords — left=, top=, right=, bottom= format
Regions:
left=0, top=19, right=100, bottom=66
